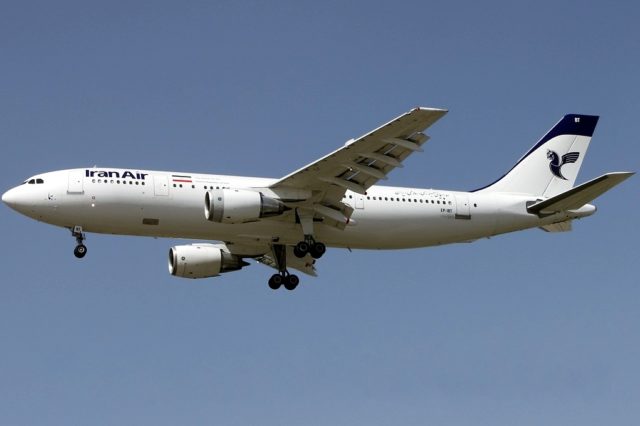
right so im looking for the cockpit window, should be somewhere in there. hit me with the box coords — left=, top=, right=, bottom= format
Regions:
left=24, top=178, right=44, bottom=184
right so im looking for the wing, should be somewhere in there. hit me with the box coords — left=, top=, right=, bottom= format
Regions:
left=269, top=107, right=447, bottom=227
left=562, top=152, right=580, bottom=164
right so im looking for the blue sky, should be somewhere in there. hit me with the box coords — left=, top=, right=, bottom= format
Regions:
left=1, top=1, right=638, bottom=424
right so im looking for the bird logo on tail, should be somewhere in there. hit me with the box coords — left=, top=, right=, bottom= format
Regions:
left=547, top=150, right=580, bottom=180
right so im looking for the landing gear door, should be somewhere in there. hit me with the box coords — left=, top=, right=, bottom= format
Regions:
left=454, top=193, right=471, bottom=220
left=67, top=170, right=84, bottom=194
left=154, top=175, right=169, bottom=196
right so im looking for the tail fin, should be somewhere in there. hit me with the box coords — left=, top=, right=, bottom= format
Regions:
left=475, top=114, right=599, bottom=196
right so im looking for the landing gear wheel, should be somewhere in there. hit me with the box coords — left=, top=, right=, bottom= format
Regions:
left=284, top=274, right=300, bottom=291
left=74, top=244, right=87, bottom=259
left=71, top=226, right=87, bottom=259
left=293, top=241, right=309, bottom=258
left=268, top=273, right=283, bottom=290
left=309, top=242, right=326, bottom=259
left=268, top=244, right=302, bottom=291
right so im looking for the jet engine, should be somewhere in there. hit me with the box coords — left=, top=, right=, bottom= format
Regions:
left=204, top=189, right=286, bottom=224
left=168, top=244, right=248, bottom=279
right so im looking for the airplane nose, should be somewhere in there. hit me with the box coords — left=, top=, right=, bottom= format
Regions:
left=2, top=188, right=17, bottom=207
left=2, top=187, right=28, bottom=212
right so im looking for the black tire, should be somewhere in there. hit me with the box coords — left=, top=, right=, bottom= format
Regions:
left=284, top=274, right=299, bottom=291
left=309, top=242, right=326, bottom=259
left=294, top=241, right=309, bottom=258
left=74, top=244, right=87, bottom=259
left=268, top=274, right=283, bottom=290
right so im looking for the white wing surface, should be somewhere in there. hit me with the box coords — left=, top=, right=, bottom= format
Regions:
left=271, top=108, right=447, bottom=196
left=268, top=107, right=447, bottom=228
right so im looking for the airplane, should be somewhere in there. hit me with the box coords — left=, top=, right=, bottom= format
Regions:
left=2, top=108, right=634, bottom=290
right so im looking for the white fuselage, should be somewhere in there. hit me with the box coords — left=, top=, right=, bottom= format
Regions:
left=3, top=168, right=595, bottom=253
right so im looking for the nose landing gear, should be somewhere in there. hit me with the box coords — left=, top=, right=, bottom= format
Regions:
left=71, top=226, right=87, bottom=258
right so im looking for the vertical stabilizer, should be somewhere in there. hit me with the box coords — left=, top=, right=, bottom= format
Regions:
left=475, top=114, right=599, bottom=197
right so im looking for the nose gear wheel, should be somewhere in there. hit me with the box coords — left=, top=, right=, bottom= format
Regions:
left=71, top=226, right=87, bottom=259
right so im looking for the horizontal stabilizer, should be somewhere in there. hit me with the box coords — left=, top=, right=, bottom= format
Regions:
left=528, top=172, right=634, bottom=215
left=539, top=220, right=572, bottom=232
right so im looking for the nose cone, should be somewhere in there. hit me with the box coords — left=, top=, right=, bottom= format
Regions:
left=2, top=187, right=18, bottom=208
left=2, top=186, right=31, bottom=214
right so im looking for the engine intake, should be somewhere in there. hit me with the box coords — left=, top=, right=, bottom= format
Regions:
left=168, top=244, right=248, bottom=279
left=204, top=189, right=286, bottom=224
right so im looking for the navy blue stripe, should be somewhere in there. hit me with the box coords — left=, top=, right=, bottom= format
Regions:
left=471, top=114, right=599, bottom=192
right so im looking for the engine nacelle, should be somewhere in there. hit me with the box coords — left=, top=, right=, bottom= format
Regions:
left=204, top=189, right=286, bottom=224
left=168, top=244, right=248, bottom=279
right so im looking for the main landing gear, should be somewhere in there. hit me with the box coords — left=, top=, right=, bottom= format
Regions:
left=268, top=272, right=300, bottom=291
left=267, top=208, right=328, bottom=290
left=293, top=208, right=326, bottom=259
left=71, top=225, right=87, bottom=259
left=268, top=244, right=300, bottom=291
left=293, top=238, right=326, bottom=259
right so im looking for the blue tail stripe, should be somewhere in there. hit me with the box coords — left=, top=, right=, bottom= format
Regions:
left=536, top=114, right=599, bottom=146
